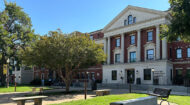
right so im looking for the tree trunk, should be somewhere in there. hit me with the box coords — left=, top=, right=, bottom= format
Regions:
left=65, top=82, right=70, bottom=92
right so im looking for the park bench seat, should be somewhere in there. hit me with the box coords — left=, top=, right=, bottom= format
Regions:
left=148, top=88, right=172, bottom=105
left=94, top=89, right=110, bottom=96
left=110, top=96, right=157, bottom=105
left=12, top=96, right=47, bottom=105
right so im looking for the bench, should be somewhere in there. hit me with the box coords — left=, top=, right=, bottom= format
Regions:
left=94, top=89, right=110, bottom=96
left=32, top=87, right=44, bottom=94
left=148, top=88, right=172, bottom=105
left=110, top=96, right=157, bottom=105
left=12, top=96, right=47, bottom=105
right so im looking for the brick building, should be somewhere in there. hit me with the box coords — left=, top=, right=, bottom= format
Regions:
left=102, top=5, right=190, bottom=85
left=76, top=30, right=104, bottom=82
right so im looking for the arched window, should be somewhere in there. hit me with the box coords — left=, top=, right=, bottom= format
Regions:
left=128, top=15, right=133, bottom=25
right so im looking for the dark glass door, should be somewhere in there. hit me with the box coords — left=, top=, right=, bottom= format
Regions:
left=127, top=70, right=135, bottom=84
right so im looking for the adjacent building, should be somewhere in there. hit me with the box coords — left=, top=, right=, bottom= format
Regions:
left=102, top=5, right=190, bottom=85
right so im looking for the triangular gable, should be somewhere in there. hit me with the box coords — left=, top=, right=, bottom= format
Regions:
left=102, top=5, right=168, bottom=32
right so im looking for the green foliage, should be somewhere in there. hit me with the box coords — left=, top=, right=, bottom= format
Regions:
left=0, top=1, right=36, bottom=62
left=161, top=0, right=190, bottom=42
left=20, top=29, right=106, bottom=91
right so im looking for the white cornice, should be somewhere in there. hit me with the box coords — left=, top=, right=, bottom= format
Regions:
left=102, top=5, right=168, bottom=33
left=104, top=17, right=167, bottom=38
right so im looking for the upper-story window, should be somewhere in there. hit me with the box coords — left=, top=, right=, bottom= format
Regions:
left=90, top=35, right=93, bottom=40
left=176, top=48, right=182, bottom=59
left=147, top=49, right=154, bottom=60
left=115, top=54, right=120, bottom=63
left=130, top=52, right=136, bottom=62
left=147, top=31, right=153, bottom=42
left=133, top=17, right=136, bottom=23
left=130, top=35, right=135, bottom=45
left=115, top=38, right=120, bottom=47
left=187, top=48, right=190, bottom=58
left=124, top=20, right=128, bottom=26
left=128, top=15, right=133, bottom=25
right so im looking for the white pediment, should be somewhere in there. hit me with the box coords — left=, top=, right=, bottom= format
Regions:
left=103, top=5, right=168, bottom=32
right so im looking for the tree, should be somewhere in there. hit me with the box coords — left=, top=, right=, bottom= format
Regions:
left=161, top=0, right=190, bottom=42
left=0, top=1, right=36, bottom=85
left=20, top=30, right=106, bottom=92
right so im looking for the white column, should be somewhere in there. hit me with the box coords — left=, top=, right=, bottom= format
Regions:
left=162, top=37, right=168, bottom=59
left=104, top=38, right=107, bottom=53
left=137, top=29, right=141, bottom=61
left=156, top=25, right=160, bottom=60
left=121, top=33, right=125, bottom=63
left=107, top=37, right=111, bottom=64
left=104, top=38, right=107, bottom=56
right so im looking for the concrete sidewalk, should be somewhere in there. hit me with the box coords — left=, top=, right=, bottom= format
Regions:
left=0, top=87, right=179, bottom=105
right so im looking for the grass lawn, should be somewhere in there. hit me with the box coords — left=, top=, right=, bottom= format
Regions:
left=0, top=85, right=51, bottom=93
left=51, top=93, right=190, bottom=105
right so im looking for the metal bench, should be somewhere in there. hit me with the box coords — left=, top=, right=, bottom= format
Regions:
left=110, top=96, right=157, bottom=105
left=12, top=96, right=47, bottom=105
left=148, top=88, right=172, bottom=105
left=94, top=89, right=110, bottom=96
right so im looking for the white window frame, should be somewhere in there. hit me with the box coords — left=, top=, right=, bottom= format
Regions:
left=176, top=48, right=182, bottom=59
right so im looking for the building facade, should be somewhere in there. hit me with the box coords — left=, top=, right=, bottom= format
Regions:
left=102, top=5, right=190, bottom=85
left=76, top=30, right=104, bottom=82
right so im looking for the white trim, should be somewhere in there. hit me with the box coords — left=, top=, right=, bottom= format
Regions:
left=102, top=5, right=168, bottom=32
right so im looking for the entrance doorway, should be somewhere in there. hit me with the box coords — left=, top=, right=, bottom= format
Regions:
left=126, top=69, right=135, bottom=84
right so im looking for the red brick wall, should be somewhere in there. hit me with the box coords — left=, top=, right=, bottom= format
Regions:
left=140, top=27, right=156, bottom=61
left=124, top=32, right=137, bottom=63
left=110, top=35, right=121, bottom=64
left=168, top=41, right=190, bottom=62
left=91, top=32, right=104, bottom=40
left=33, top=67, right=49, bottom=80
left=173, top=64, right=190, bottom=77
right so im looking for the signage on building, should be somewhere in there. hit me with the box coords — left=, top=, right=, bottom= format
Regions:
left=3, top=64, right=7, bottom=75
left=154, top=71, right=165, bottom=77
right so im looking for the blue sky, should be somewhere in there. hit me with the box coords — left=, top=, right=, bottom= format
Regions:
left=0, top=0, right=170, bottom=35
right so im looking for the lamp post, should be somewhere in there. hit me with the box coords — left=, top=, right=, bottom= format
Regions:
left=84, top=71, right=89, bottom=100
left=6, top=58, right=10, bottom=88
left=152, top=68, right=155, bottom=85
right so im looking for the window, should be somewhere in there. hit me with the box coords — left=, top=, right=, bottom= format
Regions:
left=170, top=48, right=172, bottom=58
left=115, top=54, right=120, bottom=63
left=176, top=69, right=182, bottom=76
left=144, top=69, right=151, bottom=80
left=133, top=17, right=136, bottom=23
left=147, top=31, right=153, bottom=42
left=147, top=49, right=154, bottom=60
left=115, top=38, right=120, bottom=47
left=124, top=20, right=128, bottom=26
left=130, top=35, right=135, bottom=45
left=130, top=52, right=136, bottom=62
left=112, top=70, right=117, bottom=80
left=90, top=35, right=93, bottom=40
left=187, top=69, right=190, bottom=78
left=187, top=48, right=190, bottom=58
left=128, top=15, right=133, bottom=25
left=176, top=49, right=182, bottom=59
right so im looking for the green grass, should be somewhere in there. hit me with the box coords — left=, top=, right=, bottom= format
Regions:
left=168, top=95, right=190, bottom=105
left=0, top=85, right=51, bottom=93
left=51, top=93, right=190, bottom=105
left=51, top=93, right=147, bottom=105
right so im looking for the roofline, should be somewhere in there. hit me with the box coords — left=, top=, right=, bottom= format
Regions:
left=102, top=5, right=168, bottom=33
